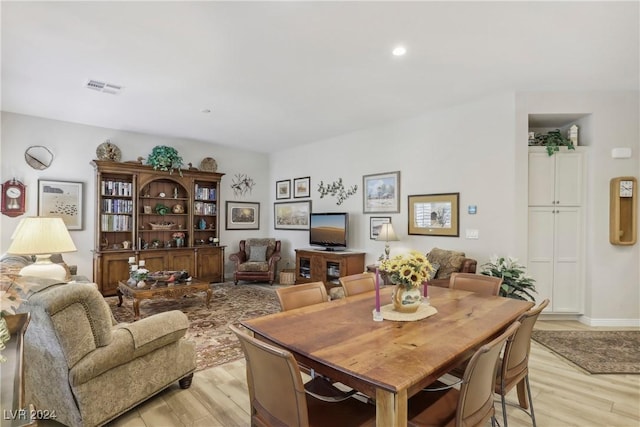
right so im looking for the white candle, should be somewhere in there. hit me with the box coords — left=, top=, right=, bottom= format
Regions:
left=139, top=260, right=145, bottom=267
left=128, top=256, right=135, bottom=264
left=131, top=265, right=138, bottom=271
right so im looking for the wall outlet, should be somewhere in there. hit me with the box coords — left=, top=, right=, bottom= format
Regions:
left=465, top=229, right=479, bottom=239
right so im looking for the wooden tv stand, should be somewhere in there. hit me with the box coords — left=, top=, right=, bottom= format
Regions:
left=295, top=249, right=365, bottom=291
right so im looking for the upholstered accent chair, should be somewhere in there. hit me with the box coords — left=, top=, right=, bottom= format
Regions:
left=230, top=324, right=376, bottom=427
left=19, top=281, right=196, bottom=427
left=407, top=321, right=521, bottom=427
left=229, top=238, right=281, bottom=285
left=426, top=248, right=477, bottom=288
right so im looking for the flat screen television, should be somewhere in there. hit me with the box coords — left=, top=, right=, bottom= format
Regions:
left=309, top=212, right=349, bottom=251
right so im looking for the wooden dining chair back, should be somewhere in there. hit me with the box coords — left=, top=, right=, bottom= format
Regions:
left=449, top=272, right=503, bottom=296
left=275, top=282, right=328, bottom=311
left=230, top=325, right=375, bottom=427
left=408, top=320, right=521, bottom=427
left=496, top=299, right=549, bottom=427
left=339, top=272, right=376, bottom=297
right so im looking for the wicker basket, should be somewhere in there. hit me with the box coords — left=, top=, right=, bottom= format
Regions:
left=149, top=222, right=176, bottom=230
left=279, top=269, right=295, bottom=286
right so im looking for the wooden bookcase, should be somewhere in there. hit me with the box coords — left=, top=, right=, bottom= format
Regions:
left=91, top=160, right=225, bottom=296
left=295, top=248, right=365, bottom=292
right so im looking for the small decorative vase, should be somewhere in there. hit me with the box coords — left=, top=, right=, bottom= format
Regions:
left=392, top=284, right=423, bottom=313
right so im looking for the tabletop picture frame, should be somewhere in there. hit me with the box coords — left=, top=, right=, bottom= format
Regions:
left=274, top=200, right=312, bottom=230
left=293, top=176, right=311, bottom=198
left=408, top=193, right=459, bottom=236
left=363, top=171, right=400, bottom=213
left=275, top=179, right=291, bottom=200
left=370, top=216, right=391, bottom=240
left=225, top=201, right=260, bottom=230
left=38, top=179, right=84, bottom=230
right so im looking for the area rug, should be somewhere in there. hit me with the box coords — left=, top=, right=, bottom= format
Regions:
left=106, top=282, right=280, bottom=371
left=531, top=330, right=640, bottom=374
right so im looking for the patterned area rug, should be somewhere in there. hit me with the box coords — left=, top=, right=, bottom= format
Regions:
left=531, top=330, right=640, bottom=374
left=106, top=282, right=280, bottom=371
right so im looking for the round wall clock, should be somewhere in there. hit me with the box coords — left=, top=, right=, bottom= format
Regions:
left=1, top=179, right=26, bottom=217
left=96, top=141, right=122, bottom=162
left=200, top=157, right=218, bottom=172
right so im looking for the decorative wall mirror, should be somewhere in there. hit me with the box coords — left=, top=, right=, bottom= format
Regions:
left=25, top=145, right=54, bottom=170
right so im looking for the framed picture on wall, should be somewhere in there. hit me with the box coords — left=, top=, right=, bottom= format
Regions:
left=293, top=176, right=311, bottom=198
left=408, top=193, right=459, bottom=237
left=363, top=171, right=400, bottom=213
left=370, top=216, right=391, bottom=240
left=38, top=179, right=84, bottom=230
left=274, top=200, right=312, bottom=230
left=276, top=179, right=291, bottom=200
left=226, top=201, right=260, bottom=230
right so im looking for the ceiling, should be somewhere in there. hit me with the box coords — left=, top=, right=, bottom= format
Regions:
left=2, top=1, right=638, bottom=153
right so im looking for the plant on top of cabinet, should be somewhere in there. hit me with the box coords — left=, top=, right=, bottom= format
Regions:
left=530, top=129, right=575, bottom=156
left=146, top=146, right=183, bottom=175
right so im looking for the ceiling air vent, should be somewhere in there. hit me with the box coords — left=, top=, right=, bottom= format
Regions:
left=85, top=79, right=123, bottom=95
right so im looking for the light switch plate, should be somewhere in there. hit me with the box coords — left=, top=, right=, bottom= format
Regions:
left=465, top=229, right=479, bottom=239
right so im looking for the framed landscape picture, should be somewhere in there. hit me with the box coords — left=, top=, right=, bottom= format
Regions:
left=293, top=176, right=311, bottom=198
left=274, top=200, right=312, bottom=230
left=226, top=201, right=260, bottom=230
left=408, top=193, right=459, bottom=237
left=370, top=216, right=391, bottom=240
left=363, top=171, right=400, bottom=213
left=38, top=179, right=83, bottom=230
left=276, top=179, right=291, bottom=200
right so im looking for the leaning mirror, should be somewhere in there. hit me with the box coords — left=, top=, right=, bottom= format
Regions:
left=25, top=145, right=54, bottom=170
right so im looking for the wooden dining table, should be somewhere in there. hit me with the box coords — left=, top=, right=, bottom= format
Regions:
left=241, top=285, right=533, bottom=427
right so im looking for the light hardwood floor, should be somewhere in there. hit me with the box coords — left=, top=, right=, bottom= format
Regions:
left=43, top=321, right=640, bottom=427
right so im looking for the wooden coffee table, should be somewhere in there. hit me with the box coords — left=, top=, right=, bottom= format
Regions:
left=117, top=279, right=212, bottom=320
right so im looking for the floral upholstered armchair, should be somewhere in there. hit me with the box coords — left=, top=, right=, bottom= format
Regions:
left=229, top=238, right=281, bottom=285
left=17, top=280, right=196, bottom=427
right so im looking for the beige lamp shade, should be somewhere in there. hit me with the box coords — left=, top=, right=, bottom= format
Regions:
left=376, top=223, right=399, bottom=259
left=8, top=217, right=77, bottom=281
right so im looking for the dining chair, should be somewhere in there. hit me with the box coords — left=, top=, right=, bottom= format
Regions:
left=339, top=272, right=376, bottom=297
left=496, top=298, right=549, bottom=427
left=407, top=320, right=521, bottom=427
left=230, top=324, right=376, bottom=427
left=449, top=272, right=503, bottom=296
left=275, top=281, right=328, bottom=311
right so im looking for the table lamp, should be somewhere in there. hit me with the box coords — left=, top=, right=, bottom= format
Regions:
left=8, top=216, right=77, bottom=281
left=376, top=223, right=399, bottom=260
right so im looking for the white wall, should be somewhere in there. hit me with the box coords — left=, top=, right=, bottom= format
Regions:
left=3, top=90, right=638, bottom=324
left=516, top=92, right=640, bottom=325
left=0, top=112, right=270, bottom=276
left=270, top=91, right=639, bottom=324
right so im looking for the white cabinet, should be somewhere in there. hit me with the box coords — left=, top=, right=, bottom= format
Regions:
left=527, top=147, right=585, bottom=314
left=528, top=149, right=584, bottom=206
left=528, top=207, right=583, bottom=313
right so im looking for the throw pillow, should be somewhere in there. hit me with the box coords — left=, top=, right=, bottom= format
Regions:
left=427, top=262, right=440, bottom=281
left=248, top=245, right=268, bottom=262
left=426, top=248, right=466, bottom=279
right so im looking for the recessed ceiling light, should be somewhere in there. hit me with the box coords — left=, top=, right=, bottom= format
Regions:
left=392, top=46, right=407, bottom=56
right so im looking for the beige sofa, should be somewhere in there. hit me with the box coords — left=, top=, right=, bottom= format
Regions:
left=426, top=248, right=477, bottom=288
left=14, top=277, right=196, bottom=427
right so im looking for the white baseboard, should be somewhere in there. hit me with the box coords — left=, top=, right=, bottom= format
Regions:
left=579, top=316, right=640, bottom=327
left=539, top=313, right=640, bottom=327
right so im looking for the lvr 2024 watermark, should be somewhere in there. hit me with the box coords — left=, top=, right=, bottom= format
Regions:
left=4, top=409, right=57, bottom=421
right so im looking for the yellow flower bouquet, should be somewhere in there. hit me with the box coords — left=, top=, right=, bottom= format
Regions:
left=379, top=250, right=434, bottom=290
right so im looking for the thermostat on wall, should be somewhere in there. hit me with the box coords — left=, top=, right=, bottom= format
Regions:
left=468, top=205, right=477, bottom=214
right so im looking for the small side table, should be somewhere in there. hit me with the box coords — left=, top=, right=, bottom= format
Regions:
left=366, top=264, right=391, bottom=286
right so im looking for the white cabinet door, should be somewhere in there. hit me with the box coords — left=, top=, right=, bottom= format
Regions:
left=555, top=153, right=583, bottom=206
left=528, top=150, right=583, bottom=206
left=528, top=152, right=555, bottom=206
left=527, top=207, right=583, bottom=313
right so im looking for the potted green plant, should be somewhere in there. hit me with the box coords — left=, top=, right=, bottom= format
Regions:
left=532, top=129, right=575, bottom=156
left=480, top=255, right=537, bottom=301
left=146, top=146, right=183, bottom=175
